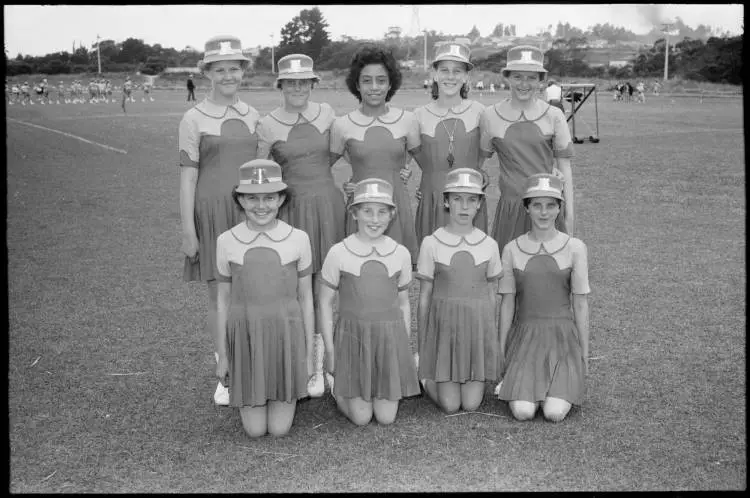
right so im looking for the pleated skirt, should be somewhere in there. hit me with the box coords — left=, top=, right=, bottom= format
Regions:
left=418, top=298, right=499, bottom=383
left=334, top=316, right=420, bottom=402
left=498, top=317, right=585, bottom=405
left=183, top=195, right=244, bottom=282
left=226, top=301, right=308, bottom=407
left=279, top=184, right=346, bottom=274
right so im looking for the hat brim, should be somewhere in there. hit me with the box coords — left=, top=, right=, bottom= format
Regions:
left=275, top=72, right=320, bottom=83
left=235, top=183, right=287, bottom=194
left=443, top=186, right=485, bottom=196
left=502, top=63, right=547, bottom=77
left=521, top=190, right=563, bottom=201
left=349, top=198, right=396, bottom=208
left=432, top=57, right=474, bottom=71
left=199, top=54, right=250, bottom=70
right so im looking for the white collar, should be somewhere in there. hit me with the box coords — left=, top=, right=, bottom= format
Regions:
left=347, top=106, right=404, bottom=127
left=230, top=220, right=293, bottom=244
left=516, top=231, right=570, bottom=255
left=432, top=227, right=487, bottom=247
left=270, top=102, right=322, bottom=126
left=342, top=234, right=398, bottom=257
left=424, top=99, right=473, bottom=118
left=195, top=98, right=251, bottom=119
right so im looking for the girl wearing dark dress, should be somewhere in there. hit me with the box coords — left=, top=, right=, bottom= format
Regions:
left=416, top=168, right=501, bottom=413
left=330, top=45, right=420, bottom=262
left=215, top=159, right=314, bottom=437
left=413, top=42, right=489, bottom=242
left=179, top=35, right=260, bottom=406
left=496, top=173, right=590, bottom=422
left=480, top=45, right=575, bottom=252
left=318, top=179, right=420, bottom=426
left=256, top=53, right=343, bottom=398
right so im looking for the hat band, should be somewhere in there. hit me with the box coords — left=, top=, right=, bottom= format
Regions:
left=525, top=185, right=562, bottom=195
left=240, top=175, right=283, bottom=185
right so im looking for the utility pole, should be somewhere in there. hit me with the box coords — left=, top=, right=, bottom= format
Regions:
left=96, top=34, right=101, bottom=75
left=423, top=30, right=427, bottom=72
left=661, top=21, right=673, bottom=81
left=270, top=34, right=275, bottom=74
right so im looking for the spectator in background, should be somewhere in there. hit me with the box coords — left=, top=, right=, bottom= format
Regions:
left=545, top=78, right=564, bottom=113
left=187, top=76, right=196, bottom=102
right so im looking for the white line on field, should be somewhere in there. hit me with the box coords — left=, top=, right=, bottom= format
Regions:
left=48, top=112, right=186, bottom=121
left=7, top=118, right=128, bottom=154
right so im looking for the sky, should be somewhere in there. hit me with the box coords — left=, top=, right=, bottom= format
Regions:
left=4, top=4, right=744, bottom=57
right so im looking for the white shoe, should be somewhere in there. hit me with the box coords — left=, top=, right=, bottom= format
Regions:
left=214, top=382, right=230, bottom=406
left=307, top=373, right=325, bottom=398
left=493, top=380, right=503, bottom=398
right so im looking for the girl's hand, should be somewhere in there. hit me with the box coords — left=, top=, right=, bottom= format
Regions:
left=342, top=179, right=356, bottom=196
left=415, top=190, right=422, bottom=201
left=399, top=166, right=412, bottom=184
left=552, top=167, right=565, bottom=182
left=216, top=354, right=229, bottom=388
left=181, top=233, right=199, bottom=260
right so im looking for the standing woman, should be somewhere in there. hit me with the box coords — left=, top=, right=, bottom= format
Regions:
left=496, top=174, right=589, bottom=422
left=179, top=35, right=260, bottom=406
left=413, top=42, right=489, bottom=242
left=256, top=54, right=344, bottom=397
left=330, top=44, right=420, bottom=262
left=480, top=45, right=575, bottom=252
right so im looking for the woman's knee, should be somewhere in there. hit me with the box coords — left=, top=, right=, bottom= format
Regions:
left=510, top=400, right=538, bottom=421
left=373, top=399, right=400, bottom=425
left=346, top=398, right=373, bottom=426
left=437, top=382, right=461, bottom=414
left=267, top=401, right=296, bottom=435
left=460, top=382, right=485, bottom=411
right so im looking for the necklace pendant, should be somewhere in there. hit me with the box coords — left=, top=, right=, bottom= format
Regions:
left=447, top=152, right=455, bottom=168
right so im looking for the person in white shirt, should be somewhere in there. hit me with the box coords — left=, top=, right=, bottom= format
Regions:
left=545, top=79, right=563, bottom=113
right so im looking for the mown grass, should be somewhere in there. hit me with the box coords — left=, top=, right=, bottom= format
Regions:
left=7, top=89, right=745, bottom=491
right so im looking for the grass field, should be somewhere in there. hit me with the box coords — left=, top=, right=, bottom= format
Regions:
left=7, top=88, right=746, bottom=492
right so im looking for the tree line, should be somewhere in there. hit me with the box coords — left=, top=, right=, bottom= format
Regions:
left=5, top=7, right=742, bottom=84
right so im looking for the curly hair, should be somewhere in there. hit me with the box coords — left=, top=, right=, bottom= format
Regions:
left=345, top=44, right=402, bottom=103
left=275, top=79, right=317, bottom=91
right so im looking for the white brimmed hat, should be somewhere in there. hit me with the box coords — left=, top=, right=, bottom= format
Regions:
left=502, top=45, right=547, bottom=77
left=350, top=178, right=396, bottom=208
left=235, top=159, right=287, bottom=194
left=521, top=173, right=564, bottom=200
left=433, top=42, right=474, bottom=71
left=443, top=168, right=485, bottom=196
left=276, top=54, right=319, bottom=83
left=198, top=35, right=250, bottom=70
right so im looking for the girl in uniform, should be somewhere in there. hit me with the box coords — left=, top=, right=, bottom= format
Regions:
left=330, top=44, right=420, bottom=262
left=413, top=42, right=489, bottom=243
left=215, top=159, right=314, bottom=437
left=416, top=168, right=501, bottom=413
left=256, top=53, right=343, bottom=398
left=496, top=173, right=589, bottom=422
left=179, top=35, right=261, bottom=406
left=480, top=45, right=575, bottom=252
left=318, top=178, right=420, bottom=426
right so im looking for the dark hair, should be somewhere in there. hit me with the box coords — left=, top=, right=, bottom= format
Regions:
left=275, top=78, right=317, bottom=91
left=522, top=197, right=562, bottom=209
left=345, top=45, right=402, bottom=103
left=431, top=81, right=469, bottom=100
left=232, top=187, right=289, bottom=211
left=442, top=192, right=484, bottom=210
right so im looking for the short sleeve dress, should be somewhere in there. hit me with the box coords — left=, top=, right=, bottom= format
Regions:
left=215, top=220, right=312, bottom=407
left=496, top=232, right=590, bottom=405
left=416, top=228, right=502, bottom=383
left=480, top=99, right=574, bottom=251
left=330, top=107, right=421, bottom=261
left=320, top=235, right=420, bottom=401
left=413, top=100, right=488, bottom=241
left=256, top=102, right=345, bottom=273
left=179, top=98, right=260, bottom=282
